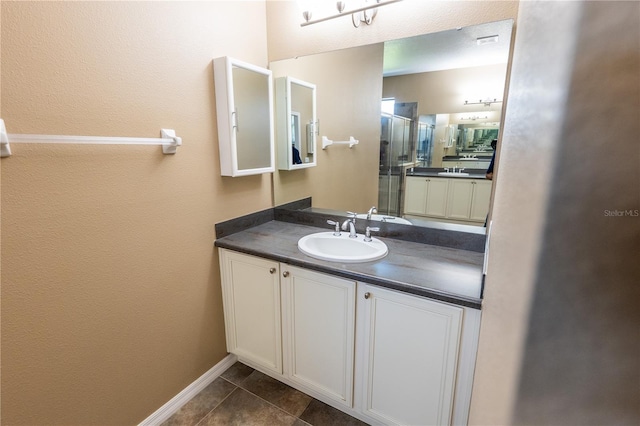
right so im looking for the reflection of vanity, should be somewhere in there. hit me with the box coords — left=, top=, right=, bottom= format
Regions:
left=405, top=170, right=492, bottom=224
left=215, top=210, right=484, bottom=426
left=442, top=156, right=492, bottom=170
left=265, top=19, right=511, bottom=228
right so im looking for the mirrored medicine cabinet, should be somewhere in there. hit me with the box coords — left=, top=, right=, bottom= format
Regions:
left=213, top=56, right=275, bottom=177
left=275, top=77, right=317, bottom=171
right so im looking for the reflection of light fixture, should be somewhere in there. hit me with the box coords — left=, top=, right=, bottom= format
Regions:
left=300, top=0, right=403, bottom=28
left=464, top=98, right=502, bottom=106
left=477, top=35, right=499, bottom=45
left=461, top=115, right=489, bottom=120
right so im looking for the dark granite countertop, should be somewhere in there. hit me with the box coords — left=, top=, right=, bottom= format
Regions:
left=215, top=220, right=483, bottom=309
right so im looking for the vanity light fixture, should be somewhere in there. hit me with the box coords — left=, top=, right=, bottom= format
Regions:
left=464, top=98, right=503, bottom=107
left=300, top=0, right=403, bottom=28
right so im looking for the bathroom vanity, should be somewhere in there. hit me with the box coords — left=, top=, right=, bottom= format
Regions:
left=405, top=170, right=492, bottom=224
left=215, top=215, right=484, bottom=426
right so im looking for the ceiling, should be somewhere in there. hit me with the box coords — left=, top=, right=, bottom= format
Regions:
left=383, top=19, right=513, bottom=77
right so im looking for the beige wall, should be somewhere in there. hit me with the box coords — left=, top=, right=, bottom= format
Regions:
left=270, top=44, right=383, bottom=212
left=1, top=2, right=271, bottom=424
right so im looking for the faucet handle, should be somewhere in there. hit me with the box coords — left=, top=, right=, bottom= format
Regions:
left=346, top=211, right=357, bottom=219
left=327, top=220, right=341, bottom=236
left=364, top=226, right=380, bottom=242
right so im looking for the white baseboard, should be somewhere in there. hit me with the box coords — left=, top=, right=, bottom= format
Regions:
left=138, top=353, right=238, bottom=426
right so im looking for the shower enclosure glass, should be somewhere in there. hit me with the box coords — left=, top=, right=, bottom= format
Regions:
left=379, top=113, right=413, bottom=216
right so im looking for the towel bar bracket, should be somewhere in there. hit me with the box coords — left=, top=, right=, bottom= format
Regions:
left=321, top=135, right=359, bottom=150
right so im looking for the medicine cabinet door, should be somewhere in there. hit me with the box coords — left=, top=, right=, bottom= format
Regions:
left=214, top=56, right=275, bottom=177
left=275, top=77, right=317, bottom=170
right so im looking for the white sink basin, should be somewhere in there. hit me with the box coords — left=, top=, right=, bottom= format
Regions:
left=298, top=232, right=388, bottom=263
left=356, top=214, right=413, bottom=225
left=437, top=172, right=470, bottom=177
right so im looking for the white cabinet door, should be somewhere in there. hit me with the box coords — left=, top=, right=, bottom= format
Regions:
left=447, top=179, right=474, bottom=220
left=281, top=265, right=356, bottom=407
left=213, top=57, right=275, bottom=177
left=425, top=178, right=449, bottom=218
left=404, top=177, right=449, bottom=217
left=404, top=177, right=428, bottom=215
left=469, top=180, right=492, bottom=221
left=359, top=285, right=463, bottom=426
left=218, top=249, right=282, bottom=374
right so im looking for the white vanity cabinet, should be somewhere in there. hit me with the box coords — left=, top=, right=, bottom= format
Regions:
left=218, top=248, right=477, bottom=425
left=218, top=250, right=282, bottom=374
left=405, top=176, right=492, bottom=224
left=448, top=179, right=492, bottom=222
left=405, top=176, right=449, bottom=217
left=213, top=56, right=275, bottom=177
left=447, top=180, right=475, bottom=220
left=469, top=180, right=493, bottom=221
left=357, top=285, right=462, bottom=426
left=218, top=249, right=355, bottom=405
left=281, top=265, right=356, bottom=407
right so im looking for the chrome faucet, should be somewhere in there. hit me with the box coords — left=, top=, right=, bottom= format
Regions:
left=366, top=206, right=377, bottom=220
left=341, top=212, right=358, bottom=238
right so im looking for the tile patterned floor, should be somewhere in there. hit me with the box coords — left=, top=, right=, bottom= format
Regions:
left=161, top=362, right=368, bottom=426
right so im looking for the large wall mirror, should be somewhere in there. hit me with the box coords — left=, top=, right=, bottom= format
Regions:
left=270, top=19, right=513, bottom=230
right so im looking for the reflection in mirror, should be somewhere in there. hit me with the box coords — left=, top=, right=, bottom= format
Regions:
left=379, top=112, right=411, bottom=216
left=291, top=112, right=302, bottom=164
left=271, top=19, right=513, bottom=229
left=276, top=77, right=317, bottom=170
left=233, top=66, right=272, bottom=171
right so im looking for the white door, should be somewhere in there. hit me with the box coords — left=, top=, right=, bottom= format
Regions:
left=281, top=265, right=356, bottom=407
left=469, top=180, right=493, bottom=222
left=360, top=285, right=463, bottom=426
left=447, top=179, right=474, bottom=220
left=219, top=249, right=282, bottom=374
left=425, top=178, right=450, bottom=218
left=404, top=177, right=428, bottom=215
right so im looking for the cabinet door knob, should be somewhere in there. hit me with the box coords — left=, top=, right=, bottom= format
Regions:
left=364, top=292, right=371, bottom=299
left=269, top=267, right=276, bottom=274
left=283, top=271, right=290, bottom=277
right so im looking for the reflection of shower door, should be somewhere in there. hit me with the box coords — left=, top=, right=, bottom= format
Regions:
left=379, top=114, right=411, bottom=216
left=417, top=123, right=435, bottom=167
